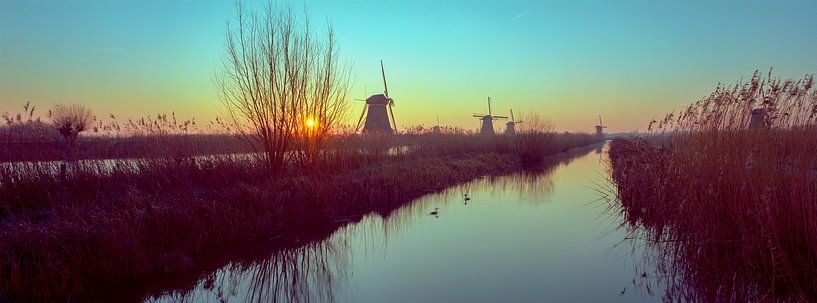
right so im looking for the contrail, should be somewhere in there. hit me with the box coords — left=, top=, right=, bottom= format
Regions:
left=88, top=48, right=128, bottom=51
left=512, top=9, right=531, bottom=21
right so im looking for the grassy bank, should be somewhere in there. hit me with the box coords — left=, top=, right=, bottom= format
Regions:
left=0, top=134, right=251, bottom=163
left=607, top=72, right=817, bottom=301
left=0, top=132, right=600, bottom=301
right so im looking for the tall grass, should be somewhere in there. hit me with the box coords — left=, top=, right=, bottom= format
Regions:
left=608, top=71, right=817, bottom=302
left=0, top=134, right=252, bottom=163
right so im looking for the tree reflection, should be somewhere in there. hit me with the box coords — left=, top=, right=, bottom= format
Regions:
left=147, top=238, right=350, bottom=303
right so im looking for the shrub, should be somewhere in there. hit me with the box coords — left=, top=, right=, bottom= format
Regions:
left=513, top=113, right=555, bottom=163
left=49, top=104, right=94, bottom=144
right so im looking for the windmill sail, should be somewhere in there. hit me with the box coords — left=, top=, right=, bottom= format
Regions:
left=381, top=60, right=389, bottom=97
left=382, top=61, right=397, bottom=132
left=355, top=105, right=367, bottom=132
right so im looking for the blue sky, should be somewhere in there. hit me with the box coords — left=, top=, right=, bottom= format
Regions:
left=2, top=0, right=816, bottom=132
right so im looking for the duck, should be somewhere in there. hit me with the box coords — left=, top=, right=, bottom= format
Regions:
left=429, top=208, right=439, bottom=215
left=463, top=193, right=471, bottom=201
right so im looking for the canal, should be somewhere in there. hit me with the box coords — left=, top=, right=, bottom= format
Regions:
left=142, top=143, right=660, bottom=302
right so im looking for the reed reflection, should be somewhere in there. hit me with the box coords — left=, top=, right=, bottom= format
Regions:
left=617, top=219, right=778, bottom=303
left=146, top=239, right=350, bottom=303
left=610, top=173, right=814, bottom=302
left=146, top=146, right=597, bottom=303
left=456, top=146, right=592, bottom=203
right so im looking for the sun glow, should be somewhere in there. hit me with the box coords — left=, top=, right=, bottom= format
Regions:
left=306, top=118, right=315, bottom=129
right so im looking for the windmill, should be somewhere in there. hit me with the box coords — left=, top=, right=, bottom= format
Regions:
left=432, top=116, right=441, bottom=134
left=595, top=115, right=607, bottom=136
left=355, top=60, right=397, bottom=134
left=473, top=97, right=508, bottom=135
left=505, top=109, right=523, bottom=135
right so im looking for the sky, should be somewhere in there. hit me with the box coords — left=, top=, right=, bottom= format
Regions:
left=2, top=0, right=817, bottom=133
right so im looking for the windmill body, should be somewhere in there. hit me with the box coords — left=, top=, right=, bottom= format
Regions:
left=505, top=121, right=516, bottom=134
left=505, top=109, right=522, bottom=135
left=479, top=116, right=496, bottom=134
left=473, top=97, right=508, bottom=135
left=361, top=94, right=393, bottom=134
left=356, top=61, right=397, bottom=135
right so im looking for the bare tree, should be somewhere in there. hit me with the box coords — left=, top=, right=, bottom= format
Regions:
left=518, top=113, right=555, bottom=135
left=217, top=1, right=350, bottom=174
left=49, top=104, right=94, bottom=149
left=292, top=24, right=351, bottom=171
left=48, top=103, right=94, bottom=168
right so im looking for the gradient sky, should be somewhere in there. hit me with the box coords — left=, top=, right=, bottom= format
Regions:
left=2, top=0, right=817, bottom=132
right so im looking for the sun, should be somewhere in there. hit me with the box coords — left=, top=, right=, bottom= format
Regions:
left=306, top=118, right=315, bottom=129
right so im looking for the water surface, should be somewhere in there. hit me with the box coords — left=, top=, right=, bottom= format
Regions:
left=144, top=144, right=660, bottom=302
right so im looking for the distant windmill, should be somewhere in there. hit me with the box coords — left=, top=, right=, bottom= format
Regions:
left=473, top=97, right=508, bottom=135
left=356, top=61, right=397, bottom=134
left=595, top=115, right=607, bottom=136
left=505, top=109, right=523, bottom=135
left=432, top=116, right=441, bottom=134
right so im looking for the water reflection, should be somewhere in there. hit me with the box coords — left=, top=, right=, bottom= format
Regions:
left=618, top=222, right=770, bottom=302
left=461, top=155, right=583, bottom=203
left=612, top=175, right=810, bottom=302
left=147, top=240, right=350, bottom=303
left=143, top=144, right=640, bottom=303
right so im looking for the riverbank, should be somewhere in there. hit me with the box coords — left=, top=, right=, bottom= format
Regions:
left=0, top=134, right=601, bottom=301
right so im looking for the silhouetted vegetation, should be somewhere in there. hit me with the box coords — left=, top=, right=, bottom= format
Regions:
left=49, top=104, right=94, bottom=145
left=0, top=134, right=249, bottom=163
left=513, top=113, right=556, bottom=163
left=608, top=71, right=817, bottom=302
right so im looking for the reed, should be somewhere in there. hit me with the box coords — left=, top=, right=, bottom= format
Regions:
left=608, top=71, right=817, bottom=302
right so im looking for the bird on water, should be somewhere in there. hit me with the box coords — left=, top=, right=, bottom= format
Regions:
left=430, top=208, right=439, bottom=215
